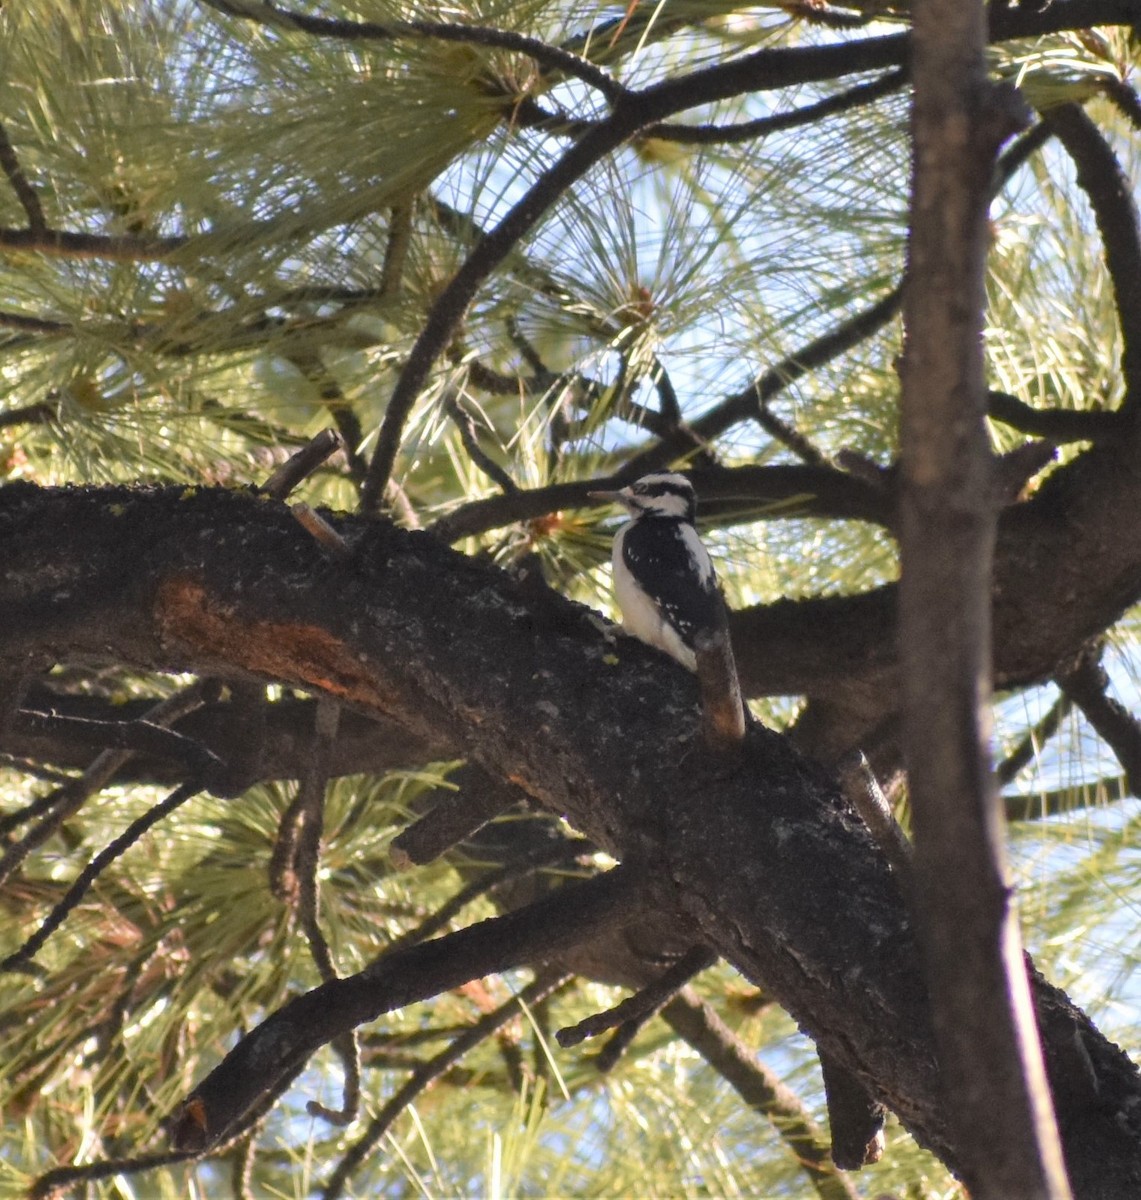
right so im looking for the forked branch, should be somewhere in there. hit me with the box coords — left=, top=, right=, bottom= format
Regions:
left=170, top=865, right=643, bottom=1151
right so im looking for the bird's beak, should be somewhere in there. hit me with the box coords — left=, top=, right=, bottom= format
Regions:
left=588, top=487, right=630, bottom=506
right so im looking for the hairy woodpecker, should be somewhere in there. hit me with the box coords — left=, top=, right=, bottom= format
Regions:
left=590, top=472, right=725, bottom=672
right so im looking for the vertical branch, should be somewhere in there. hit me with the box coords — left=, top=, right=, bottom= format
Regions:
left=899, top=3, right=1070, bottom=1199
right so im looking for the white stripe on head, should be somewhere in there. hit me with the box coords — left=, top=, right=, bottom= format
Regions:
left=627, top=473, right=695, bottom=520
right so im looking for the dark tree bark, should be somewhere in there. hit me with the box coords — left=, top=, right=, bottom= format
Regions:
left=2, top=482, right=1141, bottom=1196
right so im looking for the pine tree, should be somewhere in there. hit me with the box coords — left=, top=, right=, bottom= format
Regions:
left=2, top=2, right=1141, bottom=1197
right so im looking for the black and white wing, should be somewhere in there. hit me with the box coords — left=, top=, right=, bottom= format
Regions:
left=614, top=519, right=725, bottom=668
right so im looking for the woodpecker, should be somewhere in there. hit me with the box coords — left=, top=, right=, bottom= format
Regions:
left=590, top=472, right=725, bottom=672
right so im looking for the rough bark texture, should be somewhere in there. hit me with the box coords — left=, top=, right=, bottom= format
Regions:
left=2, top=482, right=1140, bottom=1196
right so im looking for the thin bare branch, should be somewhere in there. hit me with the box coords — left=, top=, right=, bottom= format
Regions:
left=10, top=709, right=221, bottom=777
left=360, top=115, right=639, bottom=510
left=0, top=400, right=56, bottom=429
left=0, top=684, right=211, bottom=879
left=1042, top=103, right=1141, bottom=413
left=622, top=282, right=904, bottom=478
left=385, top=836, right=592, bottom=959
left=30, top=1150, right=203, bottom=1200
left=645, top=67, right=907, bottom=145
left=0, top=123, right=47, bottom=233
left=428, top=460, right=889, bottom=544
left=445, top=389, right=519, bottom=495
left=259, top=429, right=344, bottom=501
left=292, top=503, right=352, bottom=560
left=389, top=770, right=526, bottom=868
left=837, top=750, right=912, bottom=886
left=996, top=692, right=1073, bottom=787
left=1004, top=773, right=1130, bottom=822
left=662, top=988, right=860, bottom=1200
left=556, top=944, right=715, bottom=1049
left=294, top=699, right=341, bottom=983
left=0, top=309, right=68, bottom=335
left=0, top=226, right=188, bottom=260
left=0, top=777, right=205, bottom=973
left=198, top=0, right=625, bottom=102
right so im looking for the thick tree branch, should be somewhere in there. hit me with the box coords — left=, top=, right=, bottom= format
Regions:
left=0, top=686, right=450, bottom=786
left=3, top=484, right=1140, bottom=1192
left=430, top=461, right=889, bottom=544
left=170, top=866, right=642, bottom=1150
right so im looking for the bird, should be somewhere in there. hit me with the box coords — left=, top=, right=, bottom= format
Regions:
left=589, top=472, right=725, bottom=672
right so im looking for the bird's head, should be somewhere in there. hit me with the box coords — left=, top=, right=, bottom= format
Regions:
left=589, top=472, right=696, bottom=522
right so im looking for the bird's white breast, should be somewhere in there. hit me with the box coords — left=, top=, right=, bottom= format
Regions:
left=611, top=524, right=697, bottom=671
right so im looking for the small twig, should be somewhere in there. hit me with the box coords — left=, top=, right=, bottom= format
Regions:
left=0, top=399, right=57, bottom=428
left=320, top=971, right=572, bottom=1200
left=428, top=459, right=888, bottom=544
left=259, top=428, right=344, bottom=500
left=292, top=503, right=352, bottom=560
left=0, top=122, right=47, bottom=233
left=756, top=402, right=832, bottom=468
left=289, top=701, right=363, bottom=1125
left=307, top=1032, right=362, bottom=1127
left=1005, top=773, right=1129, bottom=822
left=1100, top=77, right=1141, bottom=133
left=621, top=282, right=904, bottom=480
left=836, top=750, right=912, bottom=886
left=286, top=352, right=369, bottom=485
left=996, top=693, right=1073, bottom=787
left=556, top=944, right=716, bottom=1051
left=0, top=224, right=188, bottom=260
left=444, top=389, right=518, bottom=495
left=293, top=699, right=341, bottom=979
left=230, top=1128, right=257, bottom=1200
left=0, top=755, right=77, bottom=787
left=390, top=767, right=526, bottom=867
left=1, top=777, right=205, bottom=972
left=30, top=1150, right=203, bottom=1200
left=819, top=1052, right=887, bottom=1171
left=359, top=113, right=641, bottom=511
